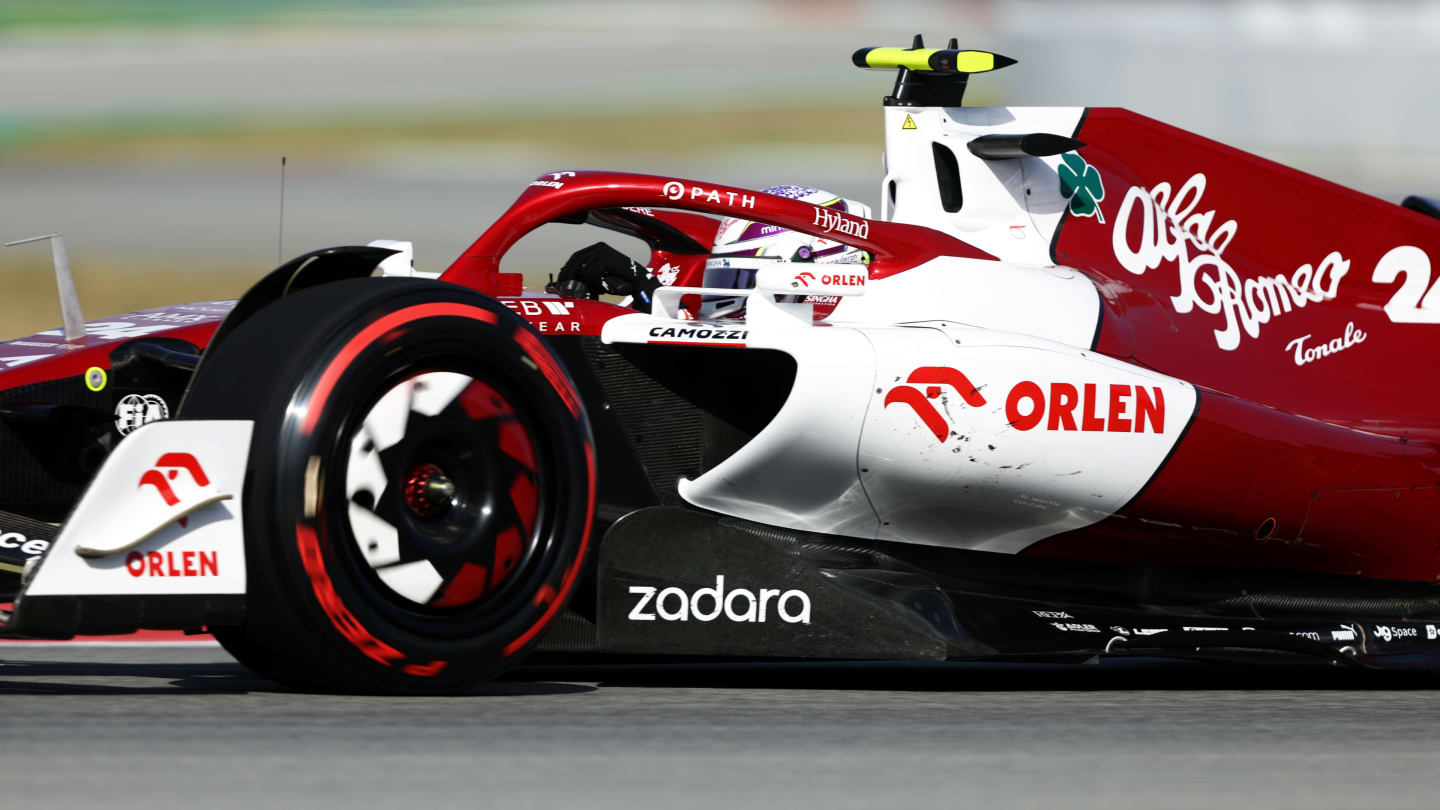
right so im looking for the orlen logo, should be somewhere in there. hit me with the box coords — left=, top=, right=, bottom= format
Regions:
left=628, top=575, right=811, bottom=624
left=528, top=170, right=576, bottom=190
left=126, top=549, right=218, bottom=577
left=884, top=367, right=987, bottom=443
left=1005, top=381, right=1165, bottom=434
left=792, top=270, right=865, bottom=289
left=138, top=453, right=210, bottom=507
left=886, top=366, right=1167, bottom=443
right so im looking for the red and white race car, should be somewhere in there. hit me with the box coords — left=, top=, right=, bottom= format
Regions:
left=4, top=39, right=1440, bottom=692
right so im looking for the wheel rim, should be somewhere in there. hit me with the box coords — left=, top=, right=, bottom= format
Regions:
left=342, top=370, right=541, bottom=612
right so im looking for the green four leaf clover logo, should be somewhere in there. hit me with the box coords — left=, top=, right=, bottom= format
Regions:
left=1058, top=152, right=1106, bottom=224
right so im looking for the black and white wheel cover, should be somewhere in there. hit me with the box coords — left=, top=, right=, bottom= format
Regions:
left=344, top=371, right=539, bottom=608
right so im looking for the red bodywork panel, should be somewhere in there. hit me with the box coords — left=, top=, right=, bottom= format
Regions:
left=1058, top=109, right=1440, bottom=444
left=441, top=170, right=992, bottom=295
left=1030, top=390, right=1440, bottom=580
left=1030, top=109, right=1440, bottom=579
left=0, top=303, right=229, bottom=389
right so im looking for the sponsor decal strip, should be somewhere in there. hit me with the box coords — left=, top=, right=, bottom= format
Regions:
left=791, top=270, right=866, bottom=289
left=646, top=326, right=748, bottom=348
left=1373, top=624, right=1419, bottom=642
left=662, top=181, right=756, bottom=209
left=886, top=365, right=1167, bottom=444
left=812, top=207, right=869, bottom=239
left=1113, top=174, right=1348, bottom=351
left=648, top=341, right=748, bottom=348
left=626, top=575, right=811, bottom=625
left=0, top=531, right=50, bottom=558
left=1286, top=321, right=1366, bottom=366
left=502, top=299, right=583, bottom=333
left=1006, top=381, right=1164, bottom=433
left=1049, top=622, right=1100, bottom=633
left=530, top=171, right=576, bottom=190
left=125, top=549, right=220, bottom=577
left=1100, top=168, right=1440, bottom=360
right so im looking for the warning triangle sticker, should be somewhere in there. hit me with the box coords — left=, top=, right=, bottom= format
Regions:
left=901, top=114, right=917, bottom=130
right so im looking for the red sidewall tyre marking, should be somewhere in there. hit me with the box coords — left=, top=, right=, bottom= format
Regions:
left=503, top=440, right=595, bottom=657
left=300, top=303, right=499, bottom=436
left=296, top=523, right=408, bottom=668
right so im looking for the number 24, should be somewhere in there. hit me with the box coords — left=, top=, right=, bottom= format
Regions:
left=1373, top=245, right=1440, bottom=323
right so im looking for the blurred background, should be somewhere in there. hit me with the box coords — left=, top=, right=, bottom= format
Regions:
left=4, top=0, right=1439, bottom=339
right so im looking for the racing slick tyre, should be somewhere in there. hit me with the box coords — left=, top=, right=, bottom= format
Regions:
left=182, top=278, right=594, bottom=694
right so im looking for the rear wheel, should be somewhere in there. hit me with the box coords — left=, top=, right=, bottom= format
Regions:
left=183, top=278, right=594, bottom=693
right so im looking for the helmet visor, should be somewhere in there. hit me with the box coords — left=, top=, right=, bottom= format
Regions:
left=699, top=256, right=772, bottom=319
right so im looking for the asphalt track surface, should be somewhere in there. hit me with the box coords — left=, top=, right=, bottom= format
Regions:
left=2, top=646, right=1440, bottom=809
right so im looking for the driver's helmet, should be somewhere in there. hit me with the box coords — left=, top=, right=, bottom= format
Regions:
left=700, top=185, right=872, bottom=318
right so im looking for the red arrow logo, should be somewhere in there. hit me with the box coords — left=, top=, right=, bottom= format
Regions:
left=883, top=367, right=987, bottom=443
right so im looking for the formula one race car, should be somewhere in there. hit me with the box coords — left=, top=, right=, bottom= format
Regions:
left=5, top=38, right=1440, bottom=693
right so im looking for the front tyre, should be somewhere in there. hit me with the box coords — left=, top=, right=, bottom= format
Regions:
left=183, top=279, right=594, bottom=693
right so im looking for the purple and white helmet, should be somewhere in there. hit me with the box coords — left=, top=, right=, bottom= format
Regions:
left=701, top=185, right=872, bottom=318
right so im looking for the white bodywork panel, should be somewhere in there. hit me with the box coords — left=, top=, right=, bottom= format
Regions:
left=832, top=105, right=1101, bottom=350
left=881, top=105, right=1087, bottom=262
left=602, top=103, right=1170, bottom=551
left=369, top=239, right=441, bottom=279
left=24, top=420, right=252, bottom=597
left=603, top=311, right=878, bottom=537
left=675, top=325, right=880, bottom=537
left=828, top=255, right=1099, bottom=348
left=603, top=309, right=1193, bottom=549
left=595, top=105, right=1153, bottom=548
left=859, top=325, right=1195, bottom=553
